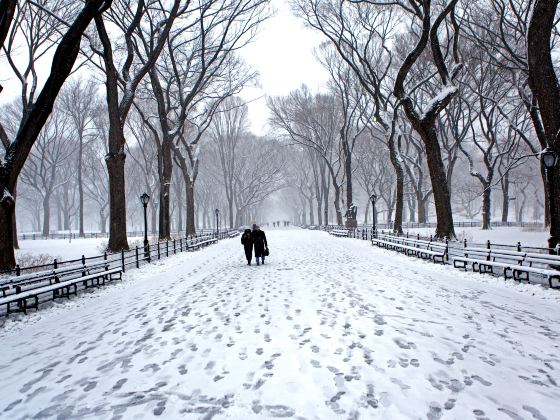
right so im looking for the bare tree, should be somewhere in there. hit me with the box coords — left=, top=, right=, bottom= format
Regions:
left=59, top=79, right=98, bottom=236
left=20, top=109, right=75, bottom=235
left=268, top=87, right=344, bottom=225
left=317, top=44, right=368, bottom=219
left=91, top=0, right=186, bottom=251
left=209, top=97, right=250, bottom=228
left=0, top=0, right=112, bottom=270
left=293, top=1, right=410, bottom=233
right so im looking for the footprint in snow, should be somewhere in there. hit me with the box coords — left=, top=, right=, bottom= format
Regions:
left=310, top=360, right=321, bottom=368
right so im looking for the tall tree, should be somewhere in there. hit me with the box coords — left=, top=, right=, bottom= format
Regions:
left=527, top=0, right=560, bottom=250
left=0, top=0, right=112, bottom=270
left=92, top=0, right=185, bottom=251
left=60, top=79, right=98, bottom=237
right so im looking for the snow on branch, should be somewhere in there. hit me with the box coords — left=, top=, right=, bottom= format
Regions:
left=419, top=85, right=458, bottom=121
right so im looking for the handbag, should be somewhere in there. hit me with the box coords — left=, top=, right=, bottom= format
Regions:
left=264, top=247, right=270, bottom=256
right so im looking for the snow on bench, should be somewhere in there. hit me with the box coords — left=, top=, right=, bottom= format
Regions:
left=372, top=234, right=446, bottom=264
left=0, top=267, right=122, bottom=315
left=453, top=247, right=560, bottom=287
left=330, top=229, right=350, bottom=238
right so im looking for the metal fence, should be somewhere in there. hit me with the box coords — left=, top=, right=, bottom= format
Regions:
left=2, top=230, right=240, bottom=278
left=16, top=228, right=235, bottom=241
left=314, top=224, right=558, bottom=256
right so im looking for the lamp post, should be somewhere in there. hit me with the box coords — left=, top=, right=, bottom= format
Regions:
left=215, top=209, right=220, bottom=239
left=541, top=146, right=559, bottom=252
left=370, top=193, right=377, bottom=238
left=140, top=193, right=150, bottom=261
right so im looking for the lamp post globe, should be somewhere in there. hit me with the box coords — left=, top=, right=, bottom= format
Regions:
left=541, top=146, right=558, bottom=169
left=140, top=193, right=150, bottom=207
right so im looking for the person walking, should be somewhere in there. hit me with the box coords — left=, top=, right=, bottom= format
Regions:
left=252, top=225, right=268, bottom=266
left=241, top=228, right=253, bottom=265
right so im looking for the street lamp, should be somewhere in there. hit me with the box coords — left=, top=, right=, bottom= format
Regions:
left=541, top=146, right=558, bottom=169
left=541, top=146, right=559, bottom=252
left=370, top=193, right=377, bottom=238
left=215, top=209, right=220, bottom=238
left=140, top=193, right=150, bottom=261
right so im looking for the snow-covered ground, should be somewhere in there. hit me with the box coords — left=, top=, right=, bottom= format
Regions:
left=15, top=237, right=145, bottom=262
left=403, top=226, right=549, bottom=248
left=1, top=230, right=559, bottom=419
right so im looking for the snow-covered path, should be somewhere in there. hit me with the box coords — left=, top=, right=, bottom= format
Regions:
left=1, top=230, right=559, bottom=420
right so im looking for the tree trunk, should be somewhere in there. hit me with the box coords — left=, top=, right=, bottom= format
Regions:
left=177, top=198, right=183, bottom=233
left=0, top=189, right=16, bottom=268
left=408, top=196, right=416, bottom=223
left=57, top=200, right=62, bottom=231
left=78, top=133, right=84, bottom=237
left=42, top=194, right=50, bottom=237
left=323, top=187, right=329, bottom=226
left=11, top=183, right=18, bottom=249
left=501, top=173, right=509, bottom=223
left=185, top=180, right=196, bottom=235
left=150, top=202, right=157, bottom=235
left=344, top=143, right=353, bottom=209
left=482, top=183, right=491, bottom=230
left=308, top=197, right=314, bottom=225
left=417, top=194, right=427, bottom=224
left=100, top=208, right=107, bottom=235
left=235, top=208, right=242, bottom=227
left=527, top=0, right=560, bottom=249
left=63, top=191, right=70, bottom=231
left=106, top=152, right=129, bottom=251
left=415, top=122, right=455, bottom=238
left=228, top=196, right=234, bottom=229
left=158, top=140, right=173, bottom=239
left=387, top=135, right=404, bottom=234
left=333, top=185, right=342, bottom=225
left=12, top=208, right=18, bottom=249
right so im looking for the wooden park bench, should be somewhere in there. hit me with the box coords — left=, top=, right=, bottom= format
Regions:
left=330, top=229, right=350, bottom=238
left=511, top=252, right=560, bottom=288
left=372, top=234, right=447, bottom=264
left=452, top=248, right=522, bottom=279
left=0, top=261, right=122, bottom=315
left=453, top=247, right=560, bottom=287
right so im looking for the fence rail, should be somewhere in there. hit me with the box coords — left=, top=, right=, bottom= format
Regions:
left=16, top=229, right=234, bottom=241
left=2, top=230, right=239, bottom=278
left=306, top=220, right=546, bottom=231
left=312, top=224, right=558, bottom=255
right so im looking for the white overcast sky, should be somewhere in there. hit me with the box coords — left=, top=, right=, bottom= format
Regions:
left=239, top=0, right=330, bottom=135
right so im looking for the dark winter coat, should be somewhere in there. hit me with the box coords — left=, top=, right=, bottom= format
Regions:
left=241, top=231, right=253, bottom=261
left=252, top=229, right=268, bottom=257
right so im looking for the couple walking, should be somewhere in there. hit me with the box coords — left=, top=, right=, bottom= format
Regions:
left=241, top=224, right=269, bottom=266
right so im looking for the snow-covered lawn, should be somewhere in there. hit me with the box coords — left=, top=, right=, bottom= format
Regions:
left=15, top=237, right=145, bottom=262
left=404, top=226, right=549, bottom=248
left=1, top=230, right=559, bottom=419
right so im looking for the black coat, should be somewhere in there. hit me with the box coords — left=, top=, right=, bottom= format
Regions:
left=252, top=230, right=268, bottom=257
left=241, top=233, right=253, bottom=260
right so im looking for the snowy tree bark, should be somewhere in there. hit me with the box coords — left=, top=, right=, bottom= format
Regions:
left=527, top=0, right=560, bottom=250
